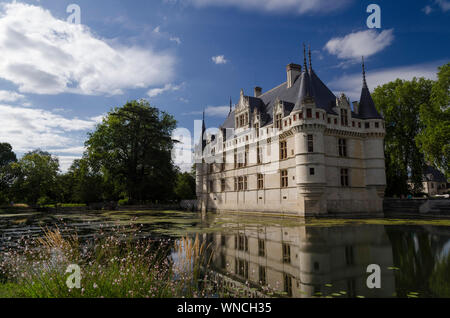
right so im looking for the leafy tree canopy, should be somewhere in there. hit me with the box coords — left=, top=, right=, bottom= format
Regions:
left=85, top=99, right=177, bottom=203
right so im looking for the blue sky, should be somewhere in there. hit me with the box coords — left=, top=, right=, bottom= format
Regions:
left=0, top=0, right=448, bottom=171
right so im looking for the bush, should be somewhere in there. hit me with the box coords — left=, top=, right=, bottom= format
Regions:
left=118, top=198, right=129, bottom=206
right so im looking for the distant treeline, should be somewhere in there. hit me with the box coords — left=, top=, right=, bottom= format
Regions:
left=0, top=100, right=196, bottom=207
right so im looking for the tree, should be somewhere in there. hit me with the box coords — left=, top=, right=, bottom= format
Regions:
left=416, top=63, right=450, bottom=178
left=0, top=143, right=17, bottom=204
left=372, top=78, right=433, bottom=196
left=85, top=100, right=178, bottom=203
left=11, top=150, right=60, bottom=206
left=67, top=158, right=105, bottom=204
left=174, top=172, right=196, bottom=201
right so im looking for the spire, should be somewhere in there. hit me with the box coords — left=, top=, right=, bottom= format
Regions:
left=197, top=108, right=207, bottom=152
left=303, top=43, right=307, bottom=71
left=308, top=44, right=312, bottom=70
left=362, top=56, right=367, bottom=87
left=229, top=97, right=232, bottom=115
left=358, top=60, right=383, bottom=119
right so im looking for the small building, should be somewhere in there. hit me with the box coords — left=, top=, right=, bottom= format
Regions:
left=196, top=47, right=386, bottom=216
left=420, top=166, right=448, bottom=196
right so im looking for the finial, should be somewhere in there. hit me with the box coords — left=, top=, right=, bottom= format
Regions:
left=229, top=97, right=232, bottom=114
left=203, top=109, right=205, bottom=121
left=308, top=44, right=312, bottom=70
left=303, top=43, right=307, bottom=70
left=362, top=56, right=367, bottom=86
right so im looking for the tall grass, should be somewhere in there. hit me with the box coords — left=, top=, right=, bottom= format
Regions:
left=0, top=226, right=214, bottom=298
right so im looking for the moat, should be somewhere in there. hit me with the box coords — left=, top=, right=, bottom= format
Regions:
left=1, top=209, right=450, bottom=298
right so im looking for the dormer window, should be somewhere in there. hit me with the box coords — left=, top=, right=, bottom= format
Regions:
left=340, top=109, right=349, bottom=126
left=275, top=113, right=283, bottom=129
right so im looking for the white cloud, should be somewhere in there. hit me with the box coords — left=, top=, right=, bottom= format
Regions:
left=187, top=0, right=353, bottom=14
left=0, top=90, right=25, bottom=103
left=423, top=5, right=433, bottom=14
left=328, top=61, right=441, bottom=101
left=324, top=29, right=394, bottom=60
left=212, top=55, right=228, bottom=65
left=183, top=105, right=230, bottom=117
left=0, top=104, right=99, bottom=153
left=147, top=83, right=184, bottom=97
left=436, top=0, right=450, bottom=12
left=0, top=3, right=175, bottom=95
left=170, top=37, right=182, bottom=45
left=58, top=156, right=82, bottom=172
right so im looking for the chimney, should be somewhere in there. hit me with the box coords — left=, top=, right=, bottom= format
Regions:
left=254, top=86, right=262, bottom=97
left=286, top=63, right=302, bottom=88
left=352, top=101, right=359, bottom=114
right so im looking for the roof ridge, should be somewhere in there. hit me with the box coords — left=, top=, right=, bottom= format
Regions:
left=259, top=81, right=286, bottom=98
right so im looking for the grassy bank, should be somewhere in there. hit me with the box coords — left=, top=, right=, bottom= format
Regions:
left=0, top=226, right=212, bottom=298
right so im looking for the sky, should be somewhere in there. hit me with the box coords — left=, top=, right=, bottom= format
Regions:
left=0, top=0, right=448, bottom=172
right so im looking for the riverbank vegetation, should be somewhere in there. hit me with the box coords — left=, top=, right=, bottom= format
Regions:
left=372, top=63, right=449, bottom=197
left=0, top=227, right=211, bottom=298
left=0, top=100, right=196, bottom=208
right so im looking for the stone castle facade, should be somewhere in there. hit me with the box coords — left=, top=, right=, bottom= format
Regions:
left=196, top=48, right=386, bottom=216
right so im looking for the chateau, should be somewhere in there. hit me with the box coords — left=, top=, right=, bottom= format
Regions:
left=196, top=47, right=386, bottom=216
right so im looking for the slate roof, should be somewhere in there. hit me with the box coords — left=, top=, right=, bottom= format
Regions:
left=423, top=166, right=448, bottom=183
left=358, top=83, right=383, bottom=119
left=219, top=61, right=382, bottom=130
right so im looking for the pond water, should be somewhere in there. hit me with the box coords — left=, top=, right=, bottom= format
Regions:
left=1, top=209, right=450, bottom=298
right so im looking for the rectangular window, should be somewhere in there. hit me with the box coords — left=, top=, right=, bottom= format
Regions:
left=310, top=168, right=315, bottom=176
left=209, top=180, right=214, bottom=193
left=281, top=170, right=288, bottom=188
left=341, top=168, right=349, bottom=187
left=238, top=152, right=244, bottom=168
left=282, top=243, right=291, bottom=264
left=238, top=234, right=248, bottom=251
left=244, top=145, right=249, bottom=167
left=365, top=122, right=370, bottom=129
left=307, top=109, right=312, bottom=118
left=280, top=140, right=288, bottom=160
left=284, top=274, right=293, bottom=297
left=257, top=146, right=262, bottom=164
left=238, top=177, right=244, bottom=191
left=334, top=118, right=338, bottom=125
left=259, top=266, right=267, bottom=285
left=307, top=135, right=314, bottom=153
left=276, top=114, right=283, bottom=129
left=234, top=177, right=238, bottom=191
left=375, top=122, right=379, bottom=128
left=254, top=122, right=260, bottom=138
left=341, top=109, right=349, bottom=126
left=221, top=152, right=226, bottom=171
left=358, top=122, right=361, bottom=128
left=258, top=239, right=265, bottom=257
left=316, top=112, right=320, bottom=119
left=338, top=139, right=347, bottom=157
left=236, top=258, right=249, bottom=279
left=257, top=174, right=264, bottom=190
left=244, top=176, right=248, bottom=190
left=221, top=179, right=226, bottom=192
left=234, top=149, right=238, bottom=169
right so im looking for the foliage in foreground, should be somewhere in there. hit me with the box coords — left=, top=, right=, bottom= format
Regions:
left=0, top=227, right=211, bottom=298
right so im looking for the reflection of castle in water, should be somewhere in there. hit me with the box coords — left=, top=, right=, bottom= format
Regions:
left=206, top=224, right=396, bottom=298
